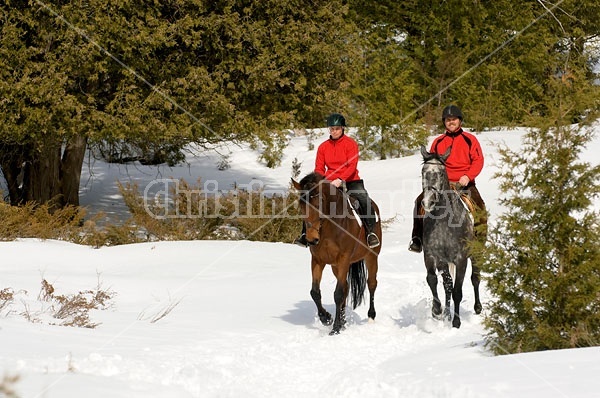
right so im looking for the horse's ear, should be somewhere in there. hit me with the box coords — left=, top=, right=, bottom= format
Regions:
left=441, top=146, right=452, bottom=161
left=291, top=178, right=301, bottom=190
left=420, top=145, right=429, bottom=159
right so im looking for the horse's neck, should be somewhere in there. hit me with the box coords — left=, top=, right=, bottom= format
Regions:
left=439, top=178, right=452, bottom=193
left=443, top=188, right=470, bottom=226
left=432, top=180, right=462, bottom=213
left=323, top=191, right=352, bottom=222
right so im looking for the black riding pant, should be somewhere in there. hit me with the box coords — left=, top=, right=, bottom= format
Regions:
left=346, top=179, right=376, bottom=232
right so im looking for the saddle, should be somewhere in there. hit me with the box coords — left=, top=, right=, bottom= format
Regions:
left=419, top=185, right=476, bottom=217
left=450, top=183, right=476, bottom=214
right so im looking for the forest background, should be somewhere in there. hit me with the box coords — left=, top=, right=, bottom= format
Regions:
left=1, top=0, right=599, bottom=208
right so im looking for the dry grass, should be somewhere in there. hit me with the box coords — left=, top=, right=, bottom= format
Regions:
left=0, top=374, right=20, bottom=398
left=138, top=295, right=183, bottom=323
left=0, top=287, right=14, bottom=313
left=3, top=278, right=115, bottom=329
left=44, top=279, right=114, bottom=328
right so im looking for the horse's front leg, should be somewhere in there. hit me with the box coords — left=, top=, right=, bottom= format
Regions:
left=425, top=259, right=442, bottom=319
left=441, top=267, right=453, bottom=322
left=330, top=265, right=349, bottom=335
left=451, top=262, right=467, bottom=329
left=310, top=260, right=332, bottom=326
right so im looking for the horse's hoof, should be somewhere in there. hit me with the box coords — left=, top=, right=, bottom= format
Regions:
left=329, top=328, right=341, bottom=336
left=443, top=309, right=452, bottom=322
left=319, top=313, right=333, bottom=326
left=474, top=303, right=482, bottom=315
left=452, top=317, right=461, bottom=328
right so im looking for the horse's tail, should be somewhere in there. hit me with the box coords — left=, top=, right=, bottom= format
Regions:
left=348, top=260, right=366, bottom=309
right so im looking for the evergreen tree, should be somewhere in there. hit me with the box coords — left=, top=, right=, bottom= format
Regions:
left=474, top=73, right=600, bottom=353
left=0, top=0, right=356, bottom=207
left=346, top=2, right=427, bottom=159
left=348, top=0, right=600, bottom=131
left=349, top=24, right=428, bottom=159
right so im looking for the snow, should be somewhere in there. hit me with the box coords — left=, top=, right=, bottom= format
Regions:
left=1, top=123, right=599, bottom=398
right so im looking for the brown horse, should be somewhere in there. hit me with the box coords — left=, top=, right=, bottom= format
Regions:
left=292, top=172, right=382, bottom=335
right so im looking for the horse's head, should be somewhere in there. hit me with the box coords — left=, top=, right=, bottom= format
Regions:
left=292, top=172, right=330, bottom=246
left=420, top=145, right=451, bottom=213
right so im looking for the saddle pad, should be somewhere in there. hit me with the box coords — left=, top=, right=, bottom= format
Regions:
left=346, top=196, right=380, bottom=227
left=347, top=196, right=363, bottom=227
left=460, top=193, right=476, bottom=214
left=458, top=193, right=475, bottom=225
left=449, top=184, right=476, bottom=213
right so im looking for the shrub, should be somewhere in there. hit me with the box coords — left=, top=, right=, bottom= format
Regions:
left=0, top=202, right=86, bottom=242
left=233, top=189, right=301, bottom=243
left=472, top=124, right=600, bottom=353
left=119, top=180, right=226, bottom=241
left=119, top=179, right=302, bottom=243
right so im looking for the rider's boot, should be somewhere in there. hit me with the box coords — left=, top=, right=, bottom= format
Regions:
left=408, top=236, right=422, bottom=253
left=364, top=217, right=380, bottom=249
left=294, top=222, right=308, bottom=247
left=408, top=200, right=424, bottom=253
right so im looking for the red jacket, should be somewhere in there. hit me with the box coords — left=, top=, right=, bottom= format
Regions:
left=315, top=134, right=361, bottom=182
left=430, top=129, right=484, bottom=182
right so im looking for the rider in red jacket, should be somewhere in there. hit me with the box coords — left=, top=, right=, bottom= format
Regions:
left=314, top=132, right=360, bottom=182
left=408, top=105, right=487, bottom=253
left=429, top=128, right=484, bottom=183
left=295, top=113, right=380, bottom=249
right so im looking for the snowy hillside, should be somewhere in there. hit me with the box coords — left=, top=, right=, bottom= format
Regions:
left=1, top=124, right=599, bottom=398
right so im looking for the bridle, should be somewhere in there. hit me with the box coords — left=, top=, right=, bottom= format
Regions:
left=300, top=183, right=325, bottom=242
left=299, top=178, right=363, bottom=246
left=422, top=159, right=448, bottom=213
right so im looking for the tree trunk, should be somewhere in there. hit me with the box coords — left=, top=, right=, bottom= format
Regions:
left=0, top=144, right=28, bottom=205
left=23, top=142, right=62, bottom=206
left=60, top=135, right=88, bottom=207
left=0, top=136, right=87, bottom=209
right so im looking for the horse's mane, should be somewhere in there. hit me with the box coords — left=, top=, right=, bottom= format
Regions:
left=299, top=171, right=325, bottom=188
left=298, top=172, right=345, bottom=210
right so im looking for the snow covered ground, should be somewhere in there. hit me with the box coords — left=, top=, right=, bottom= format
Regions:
left=1, top=123, right=599, bottom=397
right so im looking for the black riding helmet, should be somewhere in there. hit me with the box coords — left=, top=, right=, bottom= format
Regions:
left=442, top=105, right=463, bottom=121
left=326, top=113, right=346, bottom=127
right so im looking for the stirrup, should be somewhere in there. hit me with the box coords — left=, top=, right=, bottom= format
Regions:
left=294, top=234, right=308, bottom=248
left=408, top=237, right=422, bottom=253
left=367, top=232, right=380, bottom=249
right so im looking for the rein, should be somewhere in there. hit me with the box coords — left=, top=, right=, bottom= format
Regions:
left=450, top=184, right=476, bottom=214
left=302, top=181, right=361, bottom=236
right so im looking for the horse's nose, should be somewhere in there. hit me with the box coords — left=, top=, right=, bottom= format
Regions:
left=307, top=238, right=319, bottom=246
left=421, top=199, right=430, bottom=212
